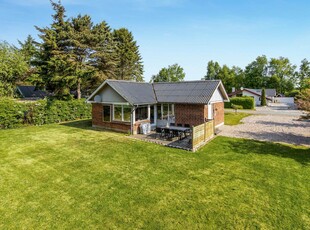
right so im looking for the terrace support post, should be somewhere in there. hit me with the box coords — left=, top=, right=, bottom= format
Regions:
left=131, top=106, right=136, bottom=135
left=191, top=125, right=195, bottom=151
left=204, top=121, right=207, bottom=142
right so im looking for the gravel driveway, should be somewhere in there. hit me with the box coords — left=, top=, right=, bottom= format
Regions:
left=220, top=115, right=310, bottom=147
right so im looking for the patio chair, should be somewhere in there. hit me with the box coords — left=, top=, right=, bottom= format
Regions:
left=184, top=124, right=192, bottom=137
left=163, top=128, right=173, bottom=140
left=172, top=129, right=183, bottom=141
left=155, top=127, right=164, bottom=139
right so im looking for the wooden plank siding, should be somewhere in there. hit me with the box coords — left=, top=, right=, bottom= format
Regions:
left=192, top=120, right=215, bottom=151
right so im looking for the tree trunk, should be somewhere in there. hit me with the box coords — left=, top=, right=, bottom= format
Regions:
left=77, top=78, right=81, bottom=99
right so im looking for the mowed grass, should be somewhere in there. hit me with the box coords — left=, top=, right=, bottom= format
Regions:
left=225, top=112, right=251, bottom=125
left=0, top=120, right=309, bottom=229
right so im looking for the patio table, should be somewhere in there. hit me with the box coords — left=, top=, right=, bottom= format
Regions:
left=159, top=126, right=191, bottom=140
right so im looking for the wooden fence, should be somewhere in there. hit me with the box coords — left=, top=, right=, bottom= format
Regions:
left=192, top=120, right=215, bottom=151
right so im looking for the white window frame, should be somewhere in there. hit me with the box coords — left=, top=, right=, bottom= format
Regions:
left=113, top=104, right=131, bottom=122
left=156, top=104, right=175, bottom=120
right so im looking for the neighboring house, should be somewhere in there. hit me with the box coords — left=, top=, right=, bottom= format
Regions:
left=16, top=85, right=48, bottom=100
left=86, top=80, right=229, bottom=134
left=228, top=88, right=276, bottom=106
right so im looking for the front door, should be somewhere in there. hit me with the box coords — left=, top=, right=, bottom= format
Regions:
left=208, top=103, right=214, bottom=120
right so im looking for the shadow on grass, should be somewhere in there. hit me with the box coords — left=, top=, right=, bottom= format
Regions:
left=223, top=137, right=310, bottom=166
left=60, top=119, right=127, bottom=135
left=238, top=131, right=310, bottom=146
left=256, top=120, right=310, bottom=128
left=60, top=119, right=94, bottom=130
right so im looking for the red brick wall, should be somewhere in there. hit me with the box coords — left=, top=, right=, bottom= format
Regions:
left=174, top=103, right=224, bottom=128
left=175, top=104, right=207, bottom=127
left=213, top=102, right=224, bottom=126
left=92, top=103, right=131, bottom=133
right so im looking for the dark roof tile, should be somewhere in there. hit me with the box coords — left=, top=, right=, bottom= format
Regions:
left=153, top=80, right=221, bottom=104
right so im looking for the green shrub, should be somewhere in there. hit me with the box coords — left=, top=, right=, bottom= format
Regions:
left=231, top=104, right=243, bottom=110
left=285, top=89, right=299, bottom=98
left=225, top=96, right=255, bottom=109
left=0, top=98, right=91, bottom=129
left=261, top=88, right=267, bottom=106
left=0, top=98, right=27, bottom=128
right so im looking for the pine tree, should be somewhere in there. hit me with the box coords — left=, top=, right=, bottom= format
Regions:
left=261, top=88, right=267, bottom=106
left=113, top=28, right=144, bottom=82
left=34, top=0, right=74, bottom=99
left=90, top=21, right=119, bottom=88
left=18, top=35, right=37, bottom=65
left=18, top=35, right=38, bottom=83
left=68, top=14, right=94, bottom=99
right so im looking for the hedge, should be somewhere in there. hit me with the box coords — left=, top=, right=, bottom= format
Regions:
left=0, top=98, right=91, bottom=129
left=224, top=96, right=255, bottom=109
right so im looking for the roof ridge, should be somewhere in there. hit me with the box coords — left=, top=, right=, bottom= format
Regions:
left=107, top=79, right=150, bottom=84
left=153, top=80, right=220, bottom=84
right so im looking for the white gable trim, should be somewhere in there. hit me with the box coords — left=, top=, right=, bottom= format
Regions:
left=86, top=80, right=131, bottom=105
left=86, top=80, right=109, bottom=103
left=208, top=81, right=229, bottom=104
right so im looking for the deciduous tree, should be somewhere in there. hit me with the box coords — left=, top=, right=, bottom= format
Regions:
left=150, top=63, right=185, bottom=82
left=298, top=58, right=310, bottom=91
left=269, top=57, right=296, bottom=94
left=0, top=41, right=28, bottom=97
left=244, top=55, right=268, bottom=89
left=204, top=60, right=221, bottom=80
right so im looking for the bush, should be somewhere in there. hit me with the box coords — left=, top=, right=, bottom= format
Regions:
left=231, top=104, right=243, bottom=110
left=261, top=88, right=267, bottom=106
left=285, top=89, right=300, bottom=98
left=0, top=98, right=27, bottom=128
left=296, top=89, right=310, bottom=112
left=0, top=98, right=91, bottom=129
left=224, top=96, right=255, bottom=109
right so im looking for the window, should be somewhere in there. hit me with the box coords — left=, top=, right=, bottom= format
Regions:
left=162, top=104, right=169, bottom=119
left=123, top=106, right=131, bottom=122
left=114, top=105, right=122, bottom=121
left=103, top=105, right=111, bottom=122
left=113, top=105, right=132, bottom=122
left=161, top=104, right=174, bottom=120
left=135, top=106, right=148, bottom=121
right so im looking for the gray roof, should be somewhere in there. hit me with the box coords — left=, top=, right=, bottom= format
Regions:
left=153, top=80, right=222, bottom=104
left=106, top=80, right=157, bottom=105
left=245, top=88, right=276, bottom=97
left=17, top=86, right=47, bottom=99
left=88, top=79, right=228, bottom=105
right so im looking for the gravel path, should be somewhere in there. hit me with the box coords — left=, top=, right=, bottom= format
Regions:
left=220, top=115, right=310, bottom=147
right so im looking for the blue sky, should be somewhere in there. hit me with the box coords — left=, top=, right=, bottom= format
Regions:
left=0, top=0, right=310, bottom=81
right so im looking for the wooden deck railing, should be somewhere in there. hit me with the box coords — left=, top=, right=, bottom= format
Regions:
left=192, top=120, right=215, bottom=151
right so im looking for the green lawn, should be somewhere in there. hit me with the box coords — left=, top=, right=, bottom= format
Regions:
left=225, top=112, right=251, bottom=125
left=0, top=120, right=309, bottom=229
